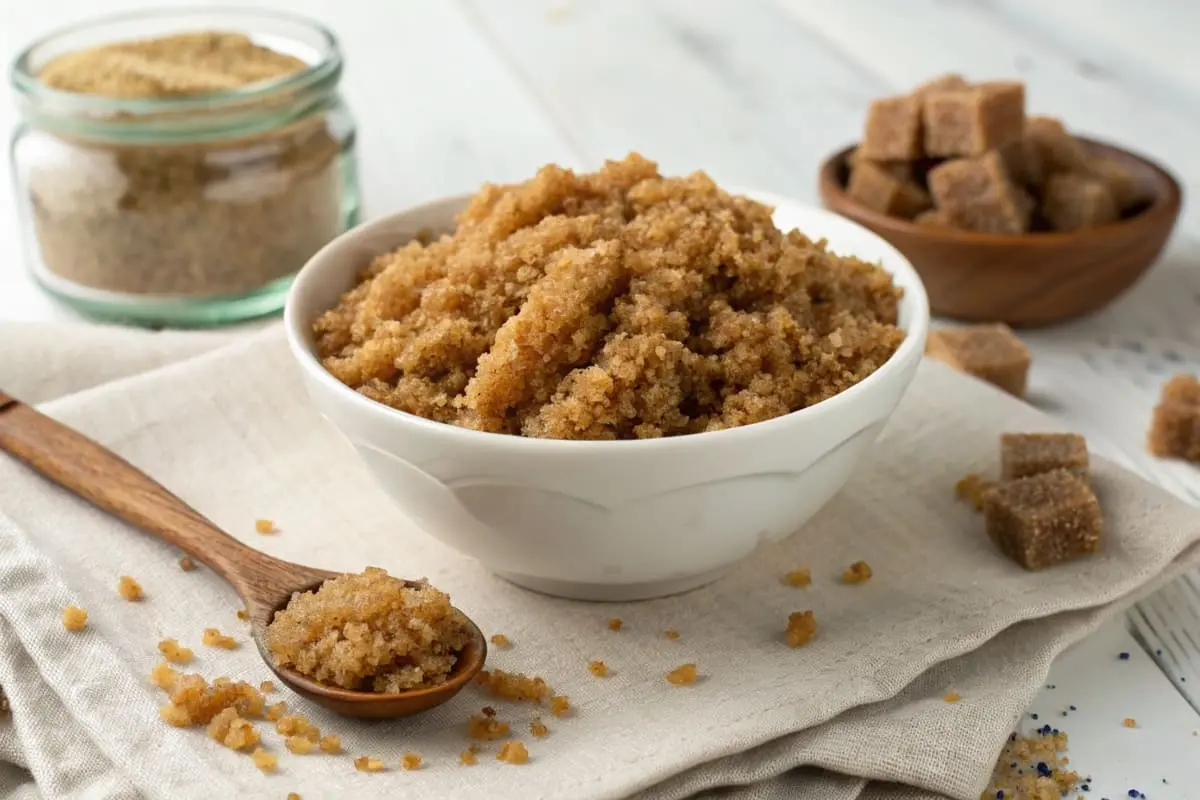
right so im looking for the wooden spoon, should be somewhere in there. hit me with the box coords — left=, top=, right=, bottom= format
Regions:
left=0, top=390, right=486, bottom=720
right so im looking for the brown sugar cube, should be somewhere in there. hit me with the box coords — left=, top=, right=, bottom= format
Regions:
left=925, top=324, right=1031, bottom=397
left=1041, top=172, right=1118, bottom=231
left=982, top=470, right=1102, bottom=570
left=860, top=96, right=923, bottom=160
left=1148, top=374, right=1200, bottom=462
left=911, top=73, right=970, bottom=99
left=846, top=148, right=912, bottom=182
left=923, top=82, right=1025, bottom=157
left=928, top=153, right=1032, bottom=234
left=1084, top=156, right=1142, bottom=211
left=1001, top=433, right=1089, bottom=480
left=1026, top=116, right=1088, bottom=173
left=997, top=135, right=1046, bottom=189
left=914, top=209, right=953, bottom=228
left=848, top=162, right=932, bottom=218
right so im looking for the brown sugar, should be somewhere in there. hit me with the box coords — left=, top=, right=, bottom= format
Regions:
left=860, top=96, right=923, bottom=160
left=1026, top=116, right=1089, bottom=174
left=666, top=663, right=698, bottom=686
left=62, top=605, right=88, bottom=632
left=286, top=735, right=317, bottom=754
left=997, top=134, right=1046, bottom=189
left=286, top=794, right=300, bottom=800
left=549, top=695, right=571, bottom=717
left=1148, top=374, right=1200, bottom=462
left=587, top=660, right=610, bottom=677
left=1123, top=717, right=1137, bottom=728
left=259, top=680, right=276, bottom=694
left=983, top=470, right=1103, bottom=570
left=490, top=634, right=512, bottom=649
left=664, top=629, right=681, bottom=640
left=178, top=557, right=196, bottom=572
left=955, top=474, right=993, bottom=512
left=459, top=748, right=479, bottom=766
left=496, top=741, right=530, bottom=765
left=1084, top=156, right=1141, bottom=210
left=846, top=148, right=913, bottom=182
left=847, top=161, right=932, bottom=218
left=401, top=753, right=422, bottom=770
left=264, top=567, right=471, bottom=693
left=255, top=519, right=276, bottom=535
left=207, top=707, right=260, bottom=751
left=158, top=639, right=195, bottom=665
left=202, top=628, right=238, bottom=649
left=607, top=618, right=623, bottom=632
left=467, top=713, right=511, bottom=741
left=354, top=756, right=386, bottom=772
left=913, top=209, right=953, bottom=228
left=314, top=154, right=903, bottom=440
left=1001, top=433, right=1089, bottom=480
left=475, top=669, right=553, bottom=703
left=275, top=714, right=320, bottom=742
left=782, top=568, right=812, bottom=587
left=911, top=73, right=969, bottom=100
left=265, top=701, right=288, bottom=721
left=927, top=152, right=1032, bottom=234
left=925, top=324, right=1031, bottom=398
left=841, top=561, right=873, bottom=584
left=252, top=748, right=277, bottom=774
left=530, top=719, right=549, bottom=738
left=1041, top=172, right=1118, bottom=231
left=983, top=730, right=1079, bottom=800
left=943, top=690, right=962, bottom=703
left=117, top=576, right=144, bottom=601
left=156, top=672, right=266, bottom=727
left=319, top=735, right=342, bottom=754
left=785, top=611, right=817, bottom=648
left=922, top=82, right=1025, bottom=157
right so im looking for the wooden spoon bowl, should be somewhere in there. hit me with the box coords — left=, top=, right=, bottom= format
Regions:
left=817, top=138, right=1183, bottom=328
left=0, top=390, right=487, bottom=720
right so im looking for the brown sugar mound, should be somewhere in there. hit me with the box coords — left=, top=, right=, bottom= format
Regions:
left=314, top=154, right=904, bottom=440
left=264, top=567, right=471, bottom=692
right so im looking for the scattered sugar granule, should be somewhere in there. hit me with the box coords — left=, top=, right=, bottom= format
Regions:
left=1123, top=717, right=1137, bottom=728
left=62, top=605, right=88, bottom=631
left=276, top=714, right=320, bottom=741
left=782, top=568, right=812, bottom=587
left=497, top=740, right=529, bottom=765
left=286, top=792, right=300, bottom=799
left=530, top=719, right=549, bottom=739
left=664, top=629, right=681, bottom=640
left=265, top=701, right=288, bottom=721
left=178, top=556, right=196, bottom=572
left=320, top=735, right=342, bottom=754
left=157, top=639, right=194, bottom=665
left=549, top=695, right=571, bottom=717
left=149, top=662, right=179, bottom=691
left=785, top=611, right=817, bottom=648
left=207, top=707, right=260, bottom=751
left=955, top=473, right=993, bottom=512
left=255, top=518, right=275, bottom=534
left=459, top=746, right=480, bottom=765
left=354, top=755, right=386, bottom=772
left=202, top=628, right=238, bottom=649
left=841, top=561, right=873, bottom=584
left=252, top=748, right=277, bottom=773
left=588, top=660, right=610, bottom=677
left=490, top=634, right=512, bottom=649
left=118, top=576, right=144, bottom=601
left=236, top=609, right=249, bottom=621
left=259, top=680, right=275, bottom=693
left=607, top=618, right=623, bottom=632
left=401, top=753, right=422, bottom=770
left=667, top=663, right=698, bottom=686
left=467, top=712, right=511, bottom=741
left=474, top=669, right=552, bottom=703
left=944, top=690, right=962, bottom=703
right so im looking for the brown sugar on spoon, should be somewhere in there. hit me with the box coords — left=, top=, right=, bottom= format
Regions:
left=264, top=567, right=472, bottom=692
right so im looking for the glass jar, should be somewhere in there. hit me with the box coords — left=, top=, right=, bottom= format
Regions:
left=8, top=9, right=360, bottom=326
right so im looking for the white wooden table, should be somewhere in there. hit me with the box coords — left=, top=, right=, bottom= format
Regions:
left=2, top=1, right=1199, bottom=796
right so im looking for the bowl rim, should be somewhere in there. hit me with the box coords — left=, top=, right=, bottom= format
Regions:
left=819, top=136, right=1184, bottom=245
left=284, top=189, right=930, bottom=453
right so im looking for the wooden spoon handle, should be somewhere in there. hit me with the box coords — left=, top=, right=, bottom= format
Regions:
left=0, top=391, right=281, bottom=592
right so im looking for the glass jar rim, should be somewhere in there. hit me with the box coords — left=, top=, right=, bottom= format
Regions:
left=9, top=6, right=343, bottom=122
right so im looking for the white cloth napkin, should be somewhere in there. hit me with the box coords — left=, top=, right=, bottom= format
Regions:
left=0, top=322, right=1197, bottom=800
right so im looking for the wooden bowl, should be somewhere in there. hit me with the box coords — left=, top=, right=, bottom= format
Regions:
left=817, top=139, right=1182, bottom=327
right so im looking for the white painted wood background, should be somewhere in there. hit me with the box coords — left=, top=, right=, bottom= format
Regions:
left=2, top=0, right=1199, bottom=795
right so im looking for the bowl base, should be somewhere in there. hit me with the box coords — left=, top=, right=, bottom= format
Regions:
left=493, top=566, right=733, bottom=602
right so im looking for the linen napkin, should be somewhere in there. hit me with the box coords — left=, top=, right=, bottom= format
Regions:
left=0, top=323, right=1197, bottom=800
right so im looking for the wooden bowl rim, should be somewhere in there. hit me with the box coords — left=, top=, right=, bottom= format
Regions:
left=818, top=137, right=1183, bottom=247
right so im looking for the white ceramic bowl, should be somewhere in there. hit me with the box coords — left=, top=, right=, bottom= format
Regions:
left=284, top=190, right=930, bottom=601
